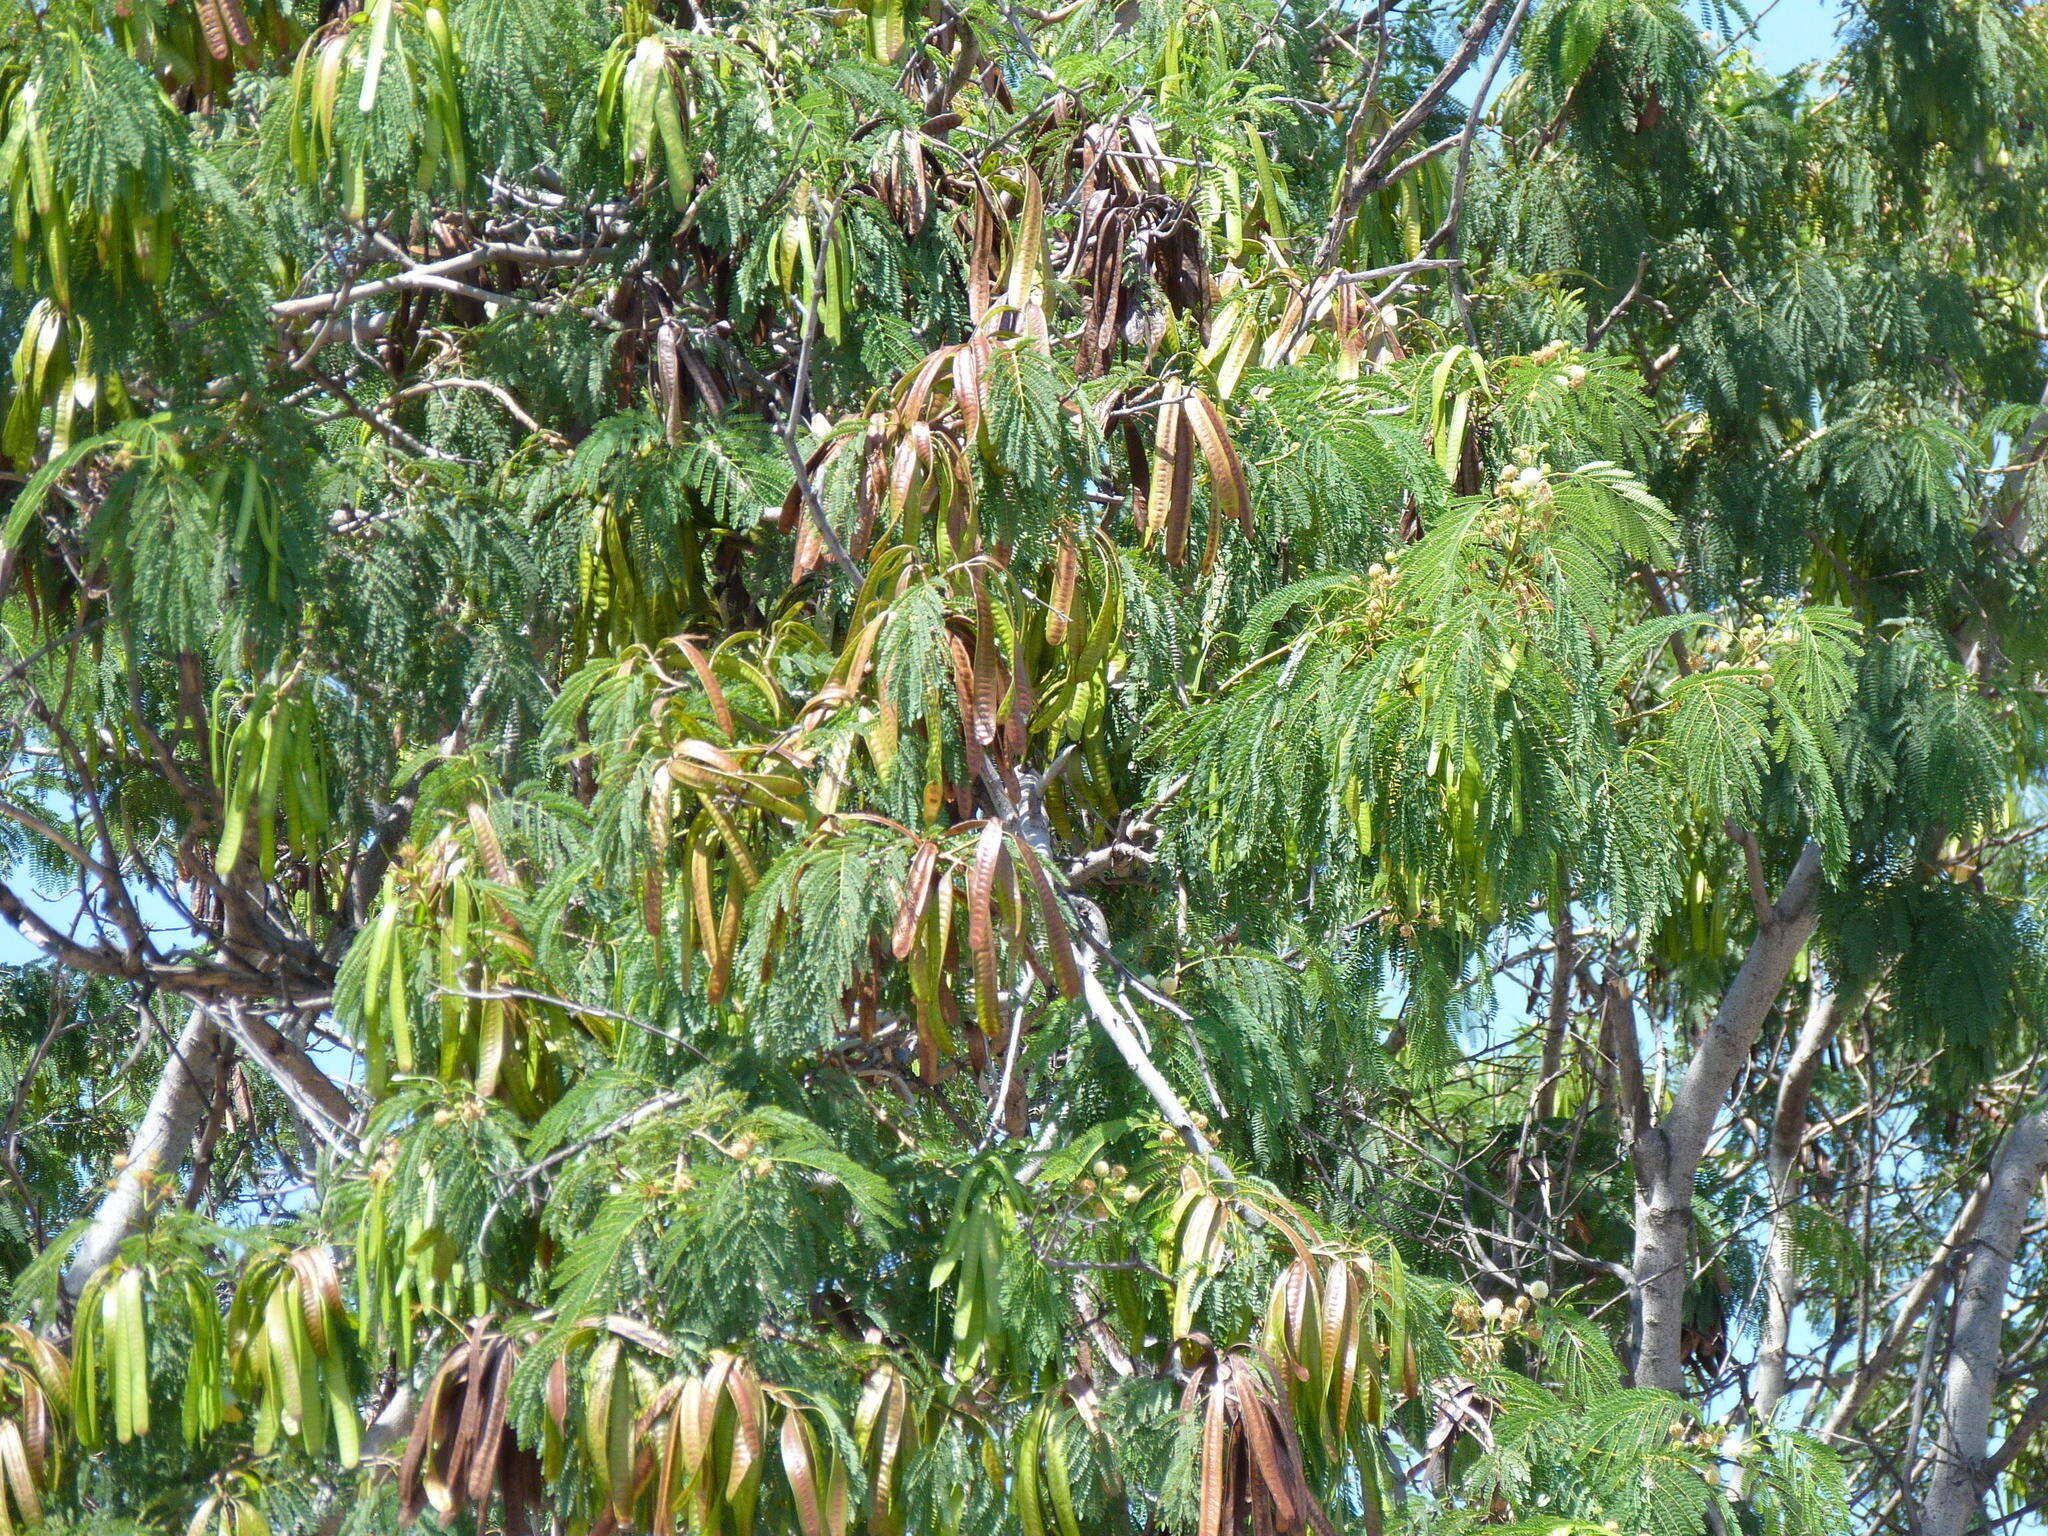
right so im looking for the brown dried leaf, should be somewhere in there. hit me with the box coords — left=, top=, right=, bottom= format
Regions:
left=707, top=887, right=740, bottom=1004
left=892, top=839, right=940, bottom=960
left=195, top=0, right=230, bottom=59
left=970, top=185, right=1000, bottom=325
left=968, top=820, right=1006, bottom=1032
left=1047, top=532, right=1079, bottom=646
left=782, top=1411, right=826, bottom=1536
left=468, top=803, right=514, bottom=885
left=1147, top=390, right=1184, bottom=548
left=1012, top=837, right=1081, bottom=1001
left=971, top=575, right=1000, bottom=746
left=673, top=637, right=734, bottom=738
left=1199, top=1374, right=1229, bottom=1536
left=947, top=631, right=987, bottom=781
left=218, top=0, right=255, bottom=49
left=1185, top=389, right=1253, bottom=543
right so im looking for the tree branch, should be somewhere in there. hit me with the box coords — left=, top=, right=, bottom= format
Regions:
left=1820, top=1173, right=1996, bottom=1441
left=1754, top=980, right=1843, bottom=1425
left=63, top=1005, right=222, bottom=1296
left=1315, top=0, right=1515, bottom=272
left=1925, top=1101, right=2048, bottom=1536
left=207, top=1000, right=357, bottom=1151
left=1631, top=838, right=1824, bottom=1394
left=273, top=242, right=614, bottom=318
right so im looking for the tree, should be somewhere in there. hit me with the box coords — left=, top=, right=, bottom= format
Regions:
left=1, top=0, right=2046, bottom=1532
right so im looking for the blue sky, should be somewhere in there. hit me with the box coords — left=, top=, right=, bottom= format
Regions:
left=1745, top=0, right=1846, bottom=72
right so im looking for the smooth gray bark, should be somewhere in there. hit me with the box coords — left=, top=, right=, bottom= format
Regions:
left=1923, top=1103, right=2048, bottom=1536
left=1819, top=1174, right=1993, bottom=1442
left=63, top=1000, right=356, bottom=1296
left=64, top=1006, right=221, bottom=1295
left=210, top=1000, right=356, bottom=1146
left=1753, top=983, right=1841, bottom=1425
left=1629, top=840, right=1823, bottom=1395
left=1536, top=883, right=1572, bottom=1123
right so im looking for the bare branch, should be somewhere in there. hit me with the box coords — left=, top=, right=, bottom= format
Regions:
left=1315, top=0, right=1516, bottom=272
left=1587, top=250, right=1652, bottom=349
left=1821, top=1170, right=1996, bottom=1440
left=273, top=241, right=614, bottom=319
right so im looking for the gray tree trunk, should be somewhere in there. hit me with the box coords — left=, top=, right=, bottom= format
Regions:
left=1820, top=1175, right=1993, bottom=1442
left=1923, top=1103, right=2048, bottom=1536
left=62, top=1000, right=355, bottom=1297
left=64, top=1006, right=221, bottom=1296
left=1629, top=840, right=1822, bottom=1395
left=1752, top=983, right=1841, bottom=1424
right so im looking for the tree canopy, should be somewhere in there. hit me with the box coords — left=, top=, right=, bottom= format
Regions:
left=3, top=1, right=2048, bottom=1533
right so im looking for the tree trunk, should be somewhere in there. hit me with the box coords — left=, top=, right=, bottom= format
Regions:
left=1753, top=982, right=1841, bottom=1425
left=64, top=1006, right=221, bottom=1296
left=1536, top=877, right=1572, bottom=1122
left=210, top=1001, right=356, bottom=1143
left=1630, top=840, right=1822, bottom=1395
left=1923, top=1103, right=2048, bottom=1536
left=1820, top=1174, right=1993, bottom=1441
